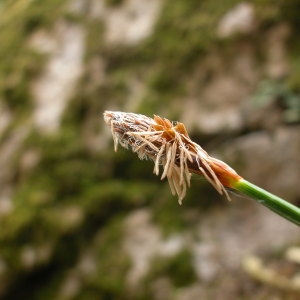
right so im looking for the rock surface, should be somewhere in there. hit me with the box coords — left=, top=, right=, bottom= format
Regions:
left=0, top=0, right=299, bottom=299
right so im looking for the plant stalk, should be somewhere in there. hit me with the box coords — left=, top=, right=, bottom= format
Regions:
left=234, top=179, right=300, bottom=226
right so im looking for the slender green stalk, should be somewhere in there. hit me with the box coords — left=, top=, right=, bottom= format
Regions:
left=234, top=179, right=300, bottom=226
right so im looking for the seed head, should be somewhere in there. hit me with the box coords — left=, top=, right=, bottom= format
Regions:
left=103, top=111, right=241, bottom=203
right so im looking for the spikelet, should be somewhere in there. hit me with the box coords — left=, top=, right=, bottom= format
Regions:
left=104, top=111, right=241, bottom=204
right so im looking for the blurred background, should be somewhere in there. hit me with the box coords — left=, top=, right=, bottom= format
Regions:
left=0, top=0, right=300, bottom=299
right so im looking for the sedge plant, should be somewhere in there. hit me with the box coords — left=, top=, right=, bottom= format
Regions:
left=104, top=111, right=300, bottom=226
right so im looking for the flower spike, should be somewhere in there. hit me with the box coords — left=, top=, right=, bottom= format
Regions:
left=103, top=111, right=241, bottom=203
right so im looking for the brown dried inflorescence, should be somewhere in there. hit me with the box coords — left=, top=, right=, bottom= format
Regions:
left=104, top=111, right=241, bottom=203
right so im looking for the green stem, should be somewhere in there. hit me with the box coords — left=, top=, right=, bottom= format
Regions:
left=234, top=179, right=300, bottom=226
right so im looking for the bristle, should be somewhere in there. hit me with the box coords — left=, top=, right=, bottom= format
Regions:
left=103, top=110, right=239, bottom=202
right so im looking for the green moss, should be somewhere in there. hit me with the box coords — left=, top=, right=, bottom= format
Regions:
left=151, top=188, right=188, bottom=236
left=0, top=0, right=68, bottom=113
left=167, top=249, right=197, bottom=287
left=41, top=219, right=131, bottom=300
left=105, top=0, right=125, bottom=7
left=143, top=248, right=197, bottom=292
left=280, top=0, right=300, bottom=28
left=84, top=219, right=131, bottom=298
left=286, top=37, right=300, bottom=93
left=85, top=18, right=105, bottom=59
left=251, top=79, right=300, bottom=123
